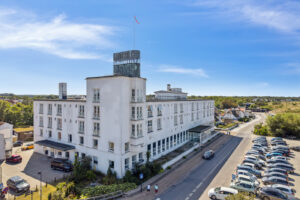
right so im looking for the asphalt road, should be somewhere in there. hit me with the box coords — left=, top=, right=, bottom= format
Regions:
left=157, top=114, right=265, bottom=200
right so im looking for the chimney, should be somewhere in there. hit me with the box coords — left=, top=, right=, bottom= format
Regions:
left=59, top=83, right=67, bottom=100
left=167, top=84, right=171, bottom=91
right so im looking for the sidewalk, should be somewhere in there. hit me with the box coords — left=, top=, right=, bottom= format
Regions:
left=123, top=134, right=231, bottom=200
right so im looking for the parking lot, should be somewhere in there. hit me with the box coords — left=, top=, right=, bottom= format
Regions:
left=1, top=146, right=70, bottom=197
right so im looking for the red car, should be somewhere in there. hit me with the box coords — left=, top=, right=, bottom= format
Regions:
left=6, top=155, right=22, bottom=163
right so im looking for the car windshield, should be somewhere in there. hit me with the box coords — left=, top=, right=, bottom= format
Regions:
left=215, top=187, right=221, bottom=192
left=16, top=180, right=25, bottom=185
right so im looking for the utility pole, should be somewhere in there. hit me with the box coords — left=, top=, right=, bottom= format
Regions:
left=37, top=171, right=42, bottom=200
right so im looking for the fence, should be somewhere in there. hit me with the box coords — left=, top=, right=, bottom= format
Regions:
left=79, top=191, right=124, bottom=200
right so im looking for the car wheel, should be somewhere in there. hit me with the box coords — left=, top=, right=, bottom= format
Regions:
left=211, top=195, right=217, bottom=200
left=263, top=197, right=270, bottom=200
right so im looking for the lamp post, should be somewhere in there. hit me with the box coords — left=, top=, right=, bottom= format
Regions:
left=139, top=173, right=144, bottom=192
left=37, top=171, right=42, bottom=200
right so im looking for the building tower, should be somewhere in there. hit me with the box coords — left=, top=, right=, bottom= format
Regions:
left=113, top=50, right=140, bottom=77
left=59, top=82, right=67, bottom=100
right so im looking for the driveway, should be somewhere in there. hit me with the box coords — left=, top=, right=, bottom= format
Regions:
left=1, top=146, right=70, bottom=196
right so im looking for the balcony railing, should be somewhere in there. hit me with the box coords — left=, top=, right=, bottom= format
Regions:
left=57, top=127, right=62, bottom=130
left=78, top=130, right=84, bottom=134
left=131, top=116, right=143, bottom=121
left=93, top=116, right=100, bottom=120
left=48, top=111, right=52, bottom=115
left=131, top=97, right=143, bottom=103
left=57, top=112, right=62, bottom=116
left=78, top=113, right=84, bottom=118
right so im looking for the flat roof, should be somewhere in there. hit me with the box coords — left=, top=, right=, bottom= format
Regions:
left=34, top=99, right=86, bottom=102
left=35, top=140, right=75, bottom=151
left=188, top=125, right=212, bottom=133
left=154, top=90, right=188, bottom=94
left=86, top=75, right=146, bottom=80
left=146, top=99, right=214, bottom=102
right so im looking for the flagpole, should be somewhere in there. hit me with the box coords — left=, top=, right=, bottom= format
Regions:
left=133, top=16, right=135, bottom=49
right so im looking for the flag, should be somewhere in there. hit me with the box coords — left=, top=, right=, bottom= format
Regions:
left=134, top=16, right=140, bottom=24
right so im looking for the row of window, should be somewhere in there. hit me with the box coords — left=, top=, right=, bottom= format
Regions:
left=125, top=152, right=144, bottom=170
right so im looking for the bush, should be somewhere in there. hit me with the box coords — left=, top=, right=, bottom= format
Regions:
left=253, top=123, right=268, bottom=136
left=225, top=192, right=255, bottom=200
left=182, top=156, right=186, bottom=159
left=71, top=156, right=92, bottom=183
left=103, top=168, right=117, bottom=185
left=86, top=170, right=97, bottom=181
left=81, top=183, right=137, bottom=197
left=167, top=166, right=171, bottom=170
left=267, top=113, right=300, bottom=138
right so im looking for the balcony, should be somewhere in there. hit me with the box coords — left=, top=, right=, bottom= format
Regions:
left=57, top=127, right=62, bottom=130
left=147, top=113, right=153, bottom=118
left=47, top=125, right=52, bottom=129
left=47, top=111, right=52, bottom=115
left=93, top=98, right=100, bottom=103
left=131, top=116, right=143, bottom=121
left=78, top=113, right=84, bottom=118
left=157, top=112, right=162, bottom=117
left=93, top=132, right=100, bottom=137
left=130, top=139, right=144, bottom=152
left=78, top=130, right=84, bottom=134
left=93, top=116, right=100, bottom=120
left=131, top=97, right=143, bottom=103
left=57, top=112, right=62, bottom=116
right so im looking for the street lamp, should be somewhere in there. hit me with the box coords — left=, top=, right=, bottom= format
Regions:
left=37, top=171, right=42, bottom=200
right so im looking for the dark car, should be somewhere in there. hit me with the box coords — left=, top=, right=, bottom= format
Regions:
left=265, top=168, right=288, bottom=175
left=51, top=158, right=73, bottom=172
left=6, top=176, right=30, bottom=193
left=267, top=163, right=294, bottom=173
left=202, top=150, right=214, bottom=160
left=262, top=177, right=289, bottom=186
left=258, top=187, right=296, bottom=200
left=267, top=159, right=291, bottom=165
left=236, top=165, right=262, bottom=178
left=13, top=141, right=23, bottom=147
left=263, top=172, right=288, bottom=180
left=6, top=155, right=22, bottom=163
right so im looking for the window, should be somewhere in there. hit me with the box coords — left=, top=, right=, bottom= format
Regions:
left=78, top=105, right=84, bottom=117
left=125, top=142, right=129, bottom=153
left=109, top=160, right=114, bottom=169
left=81, top=153, right=86, bottom=159
left=131, top=107, right=135, bottom=119
left=65, top=152, right=69, bottom=158
left=39, top=116, right=43, bottom=127
left=177, top=133, right=180, bottom=144
left=57, top=104, right=62, bottom=116
left=58, top=151, right=62, bottom=156
left=131, top=89, right=135, bottom=101
left=139, top=152, right=143, bottom=162
left=157, top=105, right=162, bottom=116
left=192, top=102, right=194, bottom=111
left=93, top=122, right=100, bottom=136
left=158, top=141, right=161, bottom=154
left=191, top=113, right=194, bottom=121
left=48, top=130, right=52, bottom=138
left=131, top=124, right=135, bottom=137
left=79, top=136, right=84, bottom=145
left=137, top=107, right=142, bottom=119
left=152, top=142, right=156, bottom=156
left=68, top=134, right=72, bottom=142
left=180, top=103, right=183, bottom=113
left=147, top=144, right=151, bottom=154
left=58, top=132, right=61, bottom=140
left=93, top=156, right=98, bottom=165
left=40, top=129, right=43, bottom=136
left=147, top=105, right=153, bottom=118
left=93, top=139, right=98, bottom=148
left=170, top=136, right=173, bottom=148
left=197, top=112, right=199, bottom=120
left=174, top=135, right=177, bottom=146
left=147, top=120, right=153, bottom=133
left=48, top=104, right=52, bottom=115
left=132, top=155, right=137, bottom=167
left=174, top=104, right=178, bottom=114
left=166, top=138, right=169, bottom=150
left=39, top=103, right=43, bottom=114
left=109, top=142, right=114, bottom=152
left=48, top=117, right=52, bottom=128
left=78, top=121, right=84, bottom=133
left=180, top=132, right=183, bottom=143
left=125, top=158, right=129, bottom=170
left=162, top=139, right=165, bottom=152
left=57, top=118, right=62, bottom=130
left=180, top=115, right=183, bottom=124
left=93, top=106, right=100, bottom=119
left=174, top=116, right=178, bottom=126
left=157, top=118, right=162, bottom=130
left=137, top=124, right=143, bottom=137
left=93, top=88, right=100, bottom=102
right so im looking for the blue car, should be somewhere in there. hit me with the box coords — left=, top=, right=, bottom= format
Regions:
left=266, top=152, right=282, bottom=159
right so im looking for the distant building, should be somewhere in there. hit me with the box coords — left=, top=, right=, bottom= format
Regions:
left=14, top=126, right=34, bottom=142
left=33, top=50, right=215, bottom=177
left=0, top=122, right=13, bottom=160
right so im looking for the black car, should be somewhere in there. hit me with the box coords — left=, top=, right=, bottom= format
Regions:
left=51, top=158, right=73, bottom=172
left=6, top=176, right=30, bottom=193
left=258, top=187, right=295, bottom=200
left=202, top=150, right=214, bottom=160
left=13, top=141, right=23, bottom=147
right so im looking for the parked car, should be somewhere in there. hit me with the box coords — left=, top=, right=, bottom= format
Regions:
left=6, top=155, right=22, bottom=163
left=267, top=163, right=294, bottom=173
left=51, top=158, right=73, bottom=172
left=265, top=168, right=288, bottom=175
left=236, top=170, right=257, bottom=181
left=6, top=176, right=30, bottom=193
left=262, top=176, right=289, bottom=186
left=266, top=152, right=283, bottom=159
left=291, top=146, right=300, bottom=152
left=271, top=184, right=296, bottom=196
left=269, top=156, right=287, bottom=161
left=236, top=175, right=260, bottom=187
left=208, top=187, right=238, bottom=200
left=203, top=150, right=214, bottom=160
left=271, top=137, right=283, bottom=142
left=236, top=165, right=262, bottom=178
left=266, top=159, right=291, bottom=165
left=230, top=180, right=257, bottom=194
left=245, top=155, right=266, bottom=166
left=263, top=172, right=288, bottom=180
left=21, top=143, right=34, bottom=151
left=13, top=141, right=23, bottom=147
left=258, top=187, right=296, bottom=200
left=242, top=159, right=263, bottom=169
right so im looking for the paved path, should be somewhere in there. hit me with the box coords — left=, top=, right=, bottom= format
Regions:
left=125, top=113, right=266, bottom=200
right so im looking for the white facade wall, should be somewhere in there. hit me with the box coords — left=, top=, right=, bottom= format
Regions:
left=34, top=76, right=214, bottom=177
left=0, top=123, right=13, bottom=160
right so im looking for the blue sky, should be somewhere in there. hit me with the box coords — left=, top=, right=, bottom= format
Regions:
left=0, top=0, right=300, bottom=96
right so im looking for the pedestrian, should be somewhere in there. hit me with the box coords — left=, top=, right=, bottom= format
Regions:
left=147, top=184, right=151, bottom=192
left=154, top=184, right=158, bottom=194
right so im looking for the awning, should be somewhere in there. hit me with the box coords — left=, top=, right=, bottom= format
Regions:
left=35, top=140, right=75, bottom=151
left=188, top=125, right=212, bottom=133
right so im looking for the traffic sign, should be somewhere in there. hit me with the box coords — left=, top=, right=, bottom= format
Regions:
left=139, top=173, right=144, bottom=180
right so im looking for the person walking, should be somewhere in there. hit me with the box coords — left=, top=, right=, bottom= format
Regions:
left=147, top=184, right=151, bottom=192
left=154, top=184, right=158, bottom=194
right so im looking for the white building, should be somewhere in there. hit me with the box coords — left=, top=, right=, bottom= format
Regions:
left=0, top=122, right=13, bottom=161
left=33, top=50, right=214, bottom=177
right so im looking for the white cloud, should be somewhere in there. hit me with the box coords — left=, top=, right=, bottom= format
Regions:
left=191, top=0, right=300, bottom=34
left=159, top=65, right=208, bottom=77
left=0, top=8, right=117, bottom=60
left=256, top=82, right=269, bottom=87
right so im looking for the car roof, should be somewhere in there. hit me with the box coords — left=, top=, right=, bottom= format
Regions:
left=238, top=175, right=251, bottom=179
left=236, top=180, right=255, bottom=185
left=272, top=184, right=291, bottom=189
left=269, top=176, right=287, bottom=181
left=9, top=176, right=22, bottom=182
left=220, top=187, right=238, bottom=194
left=237, top=170, right=250, bottom=174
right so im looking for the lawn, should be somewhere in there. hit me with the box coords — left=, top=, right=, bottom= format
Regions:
left=16, top=184, right=56, bottom=200
left=269, top=101, right=300, bottom=114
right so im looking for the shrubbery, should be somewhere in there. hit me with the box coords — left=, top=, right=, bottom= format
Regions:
left=81, top=182, right=136, bottom=197
left=225, top=192, right=255, bottom=200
